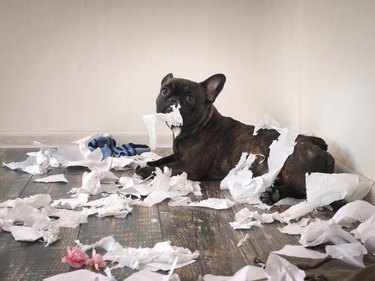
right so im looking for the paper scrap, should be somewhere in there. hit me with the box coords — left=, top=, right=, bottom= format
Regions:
left=332, top=200, right=375, bottom=227
left=278, top=218, right=309, bottom=235
left=3, top=141, right=58, bottom=175
left=136, top=167, right=201, bottom=208
left=275, top=201, right=316, bottom=223
left=143, top=104, right=183, bottom=149
left=51, top=193, right=89, bottom=210
left=200, top=264, right=267, bottom=281
left=34, top=174, right=68, bottom=183
left=10, top=225, right=42, bottom=242
left=188, top=198, right=234, bottom=210
left=230, top=208, right=276, bottom=229
left=264, top=252, right=305, bottom=281
left=300, top=221, right=358, bottom=247
left=326, top=242, right=367, bottom=268
left=352, top=214, right=375, bottom=253
left=43, top=269, right=110, bottom=281
left=273, top=244, right=328, bottom=259
left=220, top=128, right=298, bottom=203
left=124, top=269, right=180, bottom=281
left=76, top=237, right=199, bottom=271
left=306, top=173, right=373, bottom=206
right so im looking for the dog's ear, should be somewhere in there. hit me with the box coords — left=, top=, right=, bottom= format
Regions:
left=161, top=73, right=173, bottom=85
left=201, top=74, right=226, bottom=103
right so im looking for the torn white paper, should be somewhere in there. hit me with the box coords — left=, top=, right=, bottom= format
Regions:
left=143, top=104, right=183, bottom=149
left=51, top=193, right=89, bottom=210
left=275, top=201, right=317, bottom=223
left=69, top=170, right=119, bottom=196
left=76, top=237, right=199, bottom=271
left=278, top=218, right=309, bottom=235
left=300, top=221, right=358, bottom=247
left=3, top=142, right=58, bottom=175
left=124, top=269, right=180, bottom=281
left=220, top=128, right=298, bottom=203
left=230, top=208, right=276, bottom=229
left=10, top=225, right=42, bottom=242
left=200, top=265, right=267, bottom=281
left=273, top=244, right=328, bottom=259
left=188, top=198, right=234, bottom=210
left=306, top=173, right=373, bottom=206
left=352, top=214, right=375, bottom=253
left=332, top=200, right=375, bottom=227
left=136, top=167, right=201, bottom=208
left=43, top=269, right=110, bottom=281
left=34, top=174, right=68, bottom=183
left=0, top=193, right=52, bottom=209
left=326, top=242, right=367, bottom=268
left=264, top=252, right=305, bottom=281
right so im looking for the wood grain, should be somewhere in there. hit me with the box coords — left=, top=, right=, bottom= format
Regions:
left=0, top=148, right=342, bottom=281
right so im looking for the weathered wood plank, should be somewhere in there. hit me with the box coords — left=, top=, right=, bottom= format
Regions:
left=0, top=149, right=84, bottom=281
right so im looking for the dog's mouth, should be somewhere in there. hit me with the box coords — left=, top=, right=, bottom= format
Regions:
left=163, top=106, right=174, bottom=114
left=157, top=103, right=177, bottom=114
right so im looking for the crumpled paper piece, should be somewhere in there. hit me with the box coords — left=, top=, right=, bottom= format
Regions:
left=187, top=198, right=234, bottom=210
left=352, top=214, right=375, bottom=253
left=230, top=208, right=276, bottom=229
left=278, top=218, right=309, bottom=235
left=76, top=236, right=199, bottom=271
left=43, top=269, right=111, bottom=281
left=44, top=268, right=181, bottom=281
left=299, top=220, right=358, bottom=247
left=332, top=200, right=375, bottom=227
left=275, top=201, right=316, bottom=223
left=220, top=128, right=298, bottom=203
left=306, top=173, right=373, bottom=207
left=134, top=167, right=201, bottom=208
left=69, top=170, right=119, bottom=196
left=124, top=269, right=180, bottom=281
left=3, top=141, right=59, bottom=175
left=273, top=244, right=328, bottom=259
left=200, top=264, right=267, bottom=281
left=264, top=252, right=305, bottom=281
left=34, top=174, right=68, bottom=183
left=326, top=242, right=367, bottom=267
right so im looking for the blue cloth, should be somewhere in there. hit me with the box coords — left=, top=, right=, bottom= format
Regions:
left=88, top=136, right=150, bottom=159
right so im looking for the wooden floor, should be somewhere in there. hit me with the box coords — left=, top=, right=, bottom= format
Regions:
left=0, top=148, right=334, bottom=281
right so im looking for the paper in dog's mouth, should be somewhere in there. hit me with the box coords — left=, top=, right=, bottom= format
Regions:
left=143, top=104, right=183, bottom=149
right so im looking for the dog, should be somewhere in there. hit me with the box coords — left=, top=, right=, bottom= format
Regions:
left=136, top=73, right=335, bottom=205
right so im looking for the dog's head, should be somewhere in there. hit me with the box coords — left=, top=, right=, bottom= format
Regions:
left=156, top=73, right=226, bottom=128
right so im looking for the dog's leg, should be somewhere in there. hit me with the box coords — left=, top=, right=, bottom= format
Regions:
left=135, top=155, right=176, bottom=179
left=259, top=184, right=305, bottom=205
left=147, top=154, right=175, bottom=167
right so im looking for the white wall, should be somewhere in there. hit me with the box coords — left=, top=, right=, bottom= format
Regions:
left=0, top=0, right=300, bottom=142
left=0, top=0, right=374, bottom=198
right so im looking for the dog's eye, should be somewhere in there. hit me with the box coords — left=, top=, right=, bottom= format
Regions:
left=160, top=88, right=168, bottom=96
left=186, top=94, right=195, bottom=104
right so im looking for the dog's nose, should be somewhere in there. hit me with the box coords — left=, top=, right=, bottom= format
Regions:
left=168, top=97, right=179, bottom=105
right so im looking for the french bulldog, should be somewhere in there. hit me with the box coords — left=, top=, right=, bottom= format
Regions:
left=137, top=73, right=335, bottom=205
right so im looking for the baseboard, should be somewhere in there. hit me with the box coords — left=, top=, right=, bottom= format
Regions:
left=0, top=131, right=173, bottom=148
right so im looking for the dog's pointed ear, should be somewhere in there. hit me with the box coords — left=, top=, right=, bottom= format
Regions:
left=201, top=74, right=226, bottom=103
left=161, top=73, right=173, bottom=85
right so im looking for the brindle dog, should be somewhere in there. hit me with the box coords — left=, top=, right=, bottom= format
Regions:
left=137, top=74, right=335, bottom=205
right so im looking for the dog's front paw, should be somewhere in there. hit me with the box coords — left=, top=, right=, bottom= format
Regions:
left=135, top=166, right=156, bottom=179
left=259, top=186, right=280, bottom=205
